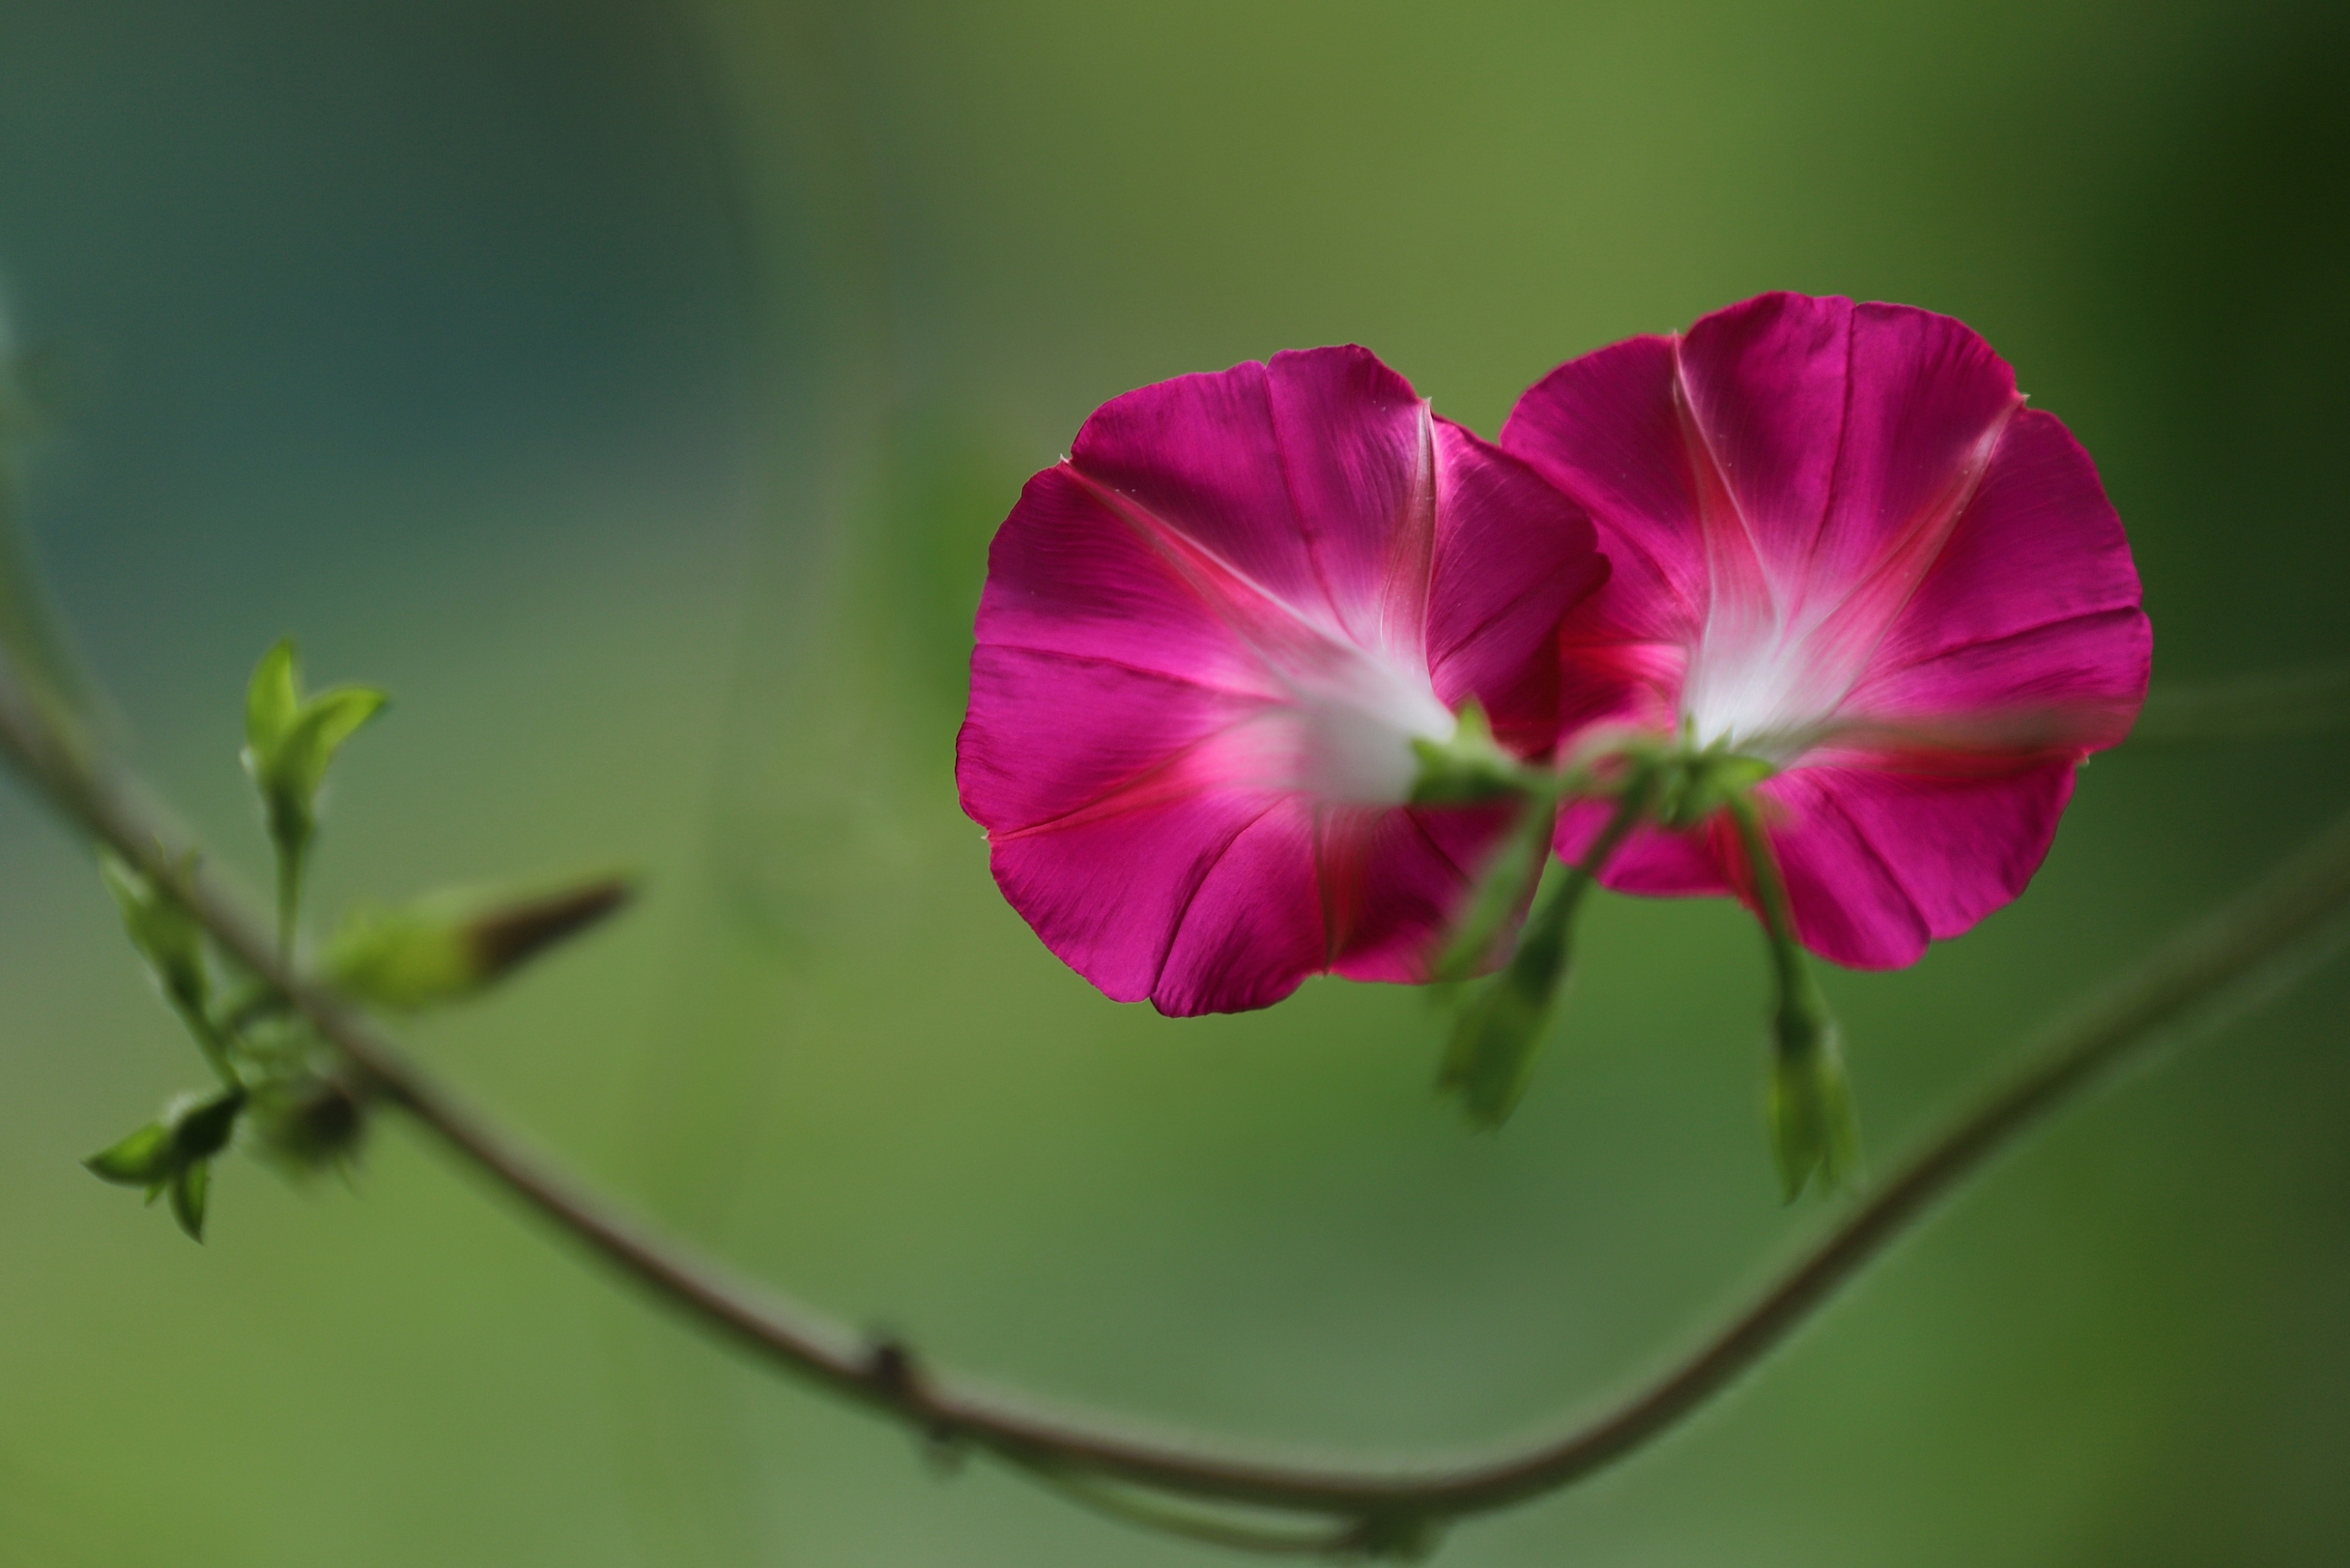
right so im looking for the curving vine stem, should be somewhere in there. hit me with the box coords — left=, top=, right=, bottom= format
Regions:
left=3, top=647, right=2348, bottom=1555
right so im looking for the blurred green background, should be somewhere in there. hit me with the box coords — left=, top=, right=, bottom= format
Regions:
left=3, top=1, right=2347, bottom=1563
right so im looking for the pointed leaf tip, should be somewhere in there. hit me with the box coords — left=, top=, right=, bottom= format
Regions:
left=170, top=1159, right=211, bottom=1241
left=245, top=639, right=301, bottom=757
left=277, top=685, right=388, bottom=802
left=85, top=1122, right=175, bottom=1186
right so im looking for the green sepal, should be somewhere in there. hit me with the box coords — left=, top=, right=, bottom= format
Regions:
left=1651, top=752, right=1775, bottom=832
left=1408, top=703, right=1528, bottom=806
left=84, top=1121, right=176, bottom=1186
left=1719, top=787, right=1861, bottom=1200
left=327, top=873, right=635, bottom=1011
left=1765, top=971, right=1859, bottom=1201
left=100, top=854, right=208, bottom=1016
left=170, top=1159, right=211, bottom=1241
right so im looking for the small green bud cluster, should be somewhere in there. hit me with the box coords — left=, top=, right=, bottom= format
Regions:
left=84, top=1085, right=244, bottom=1240
left=84, top=641, right=633, bottom=1241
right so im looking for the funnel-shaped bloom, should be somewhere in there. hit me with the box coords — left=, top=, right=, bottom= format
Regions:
left=959, top=348, right=1606, bottom=1014
left=1505, top=293, right=2150, bottom=969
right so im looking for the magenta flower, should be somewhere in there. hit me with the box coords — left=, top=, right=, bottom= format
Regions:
left=958, top=348, right=1606, bottom=1015
left=1504, top=292, right=2151, bottom=969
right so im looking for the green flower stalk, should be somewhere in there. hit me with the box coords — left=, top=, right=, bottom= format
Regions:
left=1727, top=791, right=1859, bottom=1199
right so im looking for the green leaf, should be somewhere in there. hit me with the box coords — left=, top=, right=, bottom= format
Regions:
left=84, top=1086, right=243, bottom=1237
left=100, top=853, right=208, bottom=1016
left=327, top=873, right=635, bottom=1011
left=244, top=638, right=301, bottom=762
left=169, top=1159, right=210, bottom=1241
left=239, top=643, right=389, bottom=948
left=273, top=685, right=387, bottom=806
left=84, top=1122, right=175, bottom=1186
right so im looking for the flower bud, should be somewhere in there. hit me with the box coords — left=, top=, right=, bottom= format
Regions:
left=327, top=874, right=634, bottom=1011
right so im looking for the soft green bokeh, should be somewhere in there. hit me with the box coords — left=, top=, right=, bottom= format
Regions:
left=2, top=2, right=2346, bottom=1564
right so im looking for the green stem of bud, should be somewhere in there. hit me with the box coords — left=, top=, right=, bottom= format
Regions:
left=1438, top=766, right=1654, bottom=1126
left=1725, top=791, right=1859, bottom=1199
left=1431, top=792, right=1559, bottom=984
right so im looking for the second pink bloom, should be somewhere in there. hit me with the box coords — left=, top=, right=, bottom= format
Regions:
left=1505, top=293, right=2152, bottom=968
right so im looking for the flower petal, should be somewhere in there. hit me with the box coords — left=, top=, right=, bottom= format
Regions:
left=1325, top=804, right=1513, bottom=984
left=973, top=465, right=1281, bottom=697
left=1500, top=332, right=1706, bottom=643
left=1672, top=298, right=2035, bottom=742
left=987, top=784, right=1294, bottom=1009
left=1675, top=292, right=1850, bottom=589
left=1422, top=421, right=1606, bottom=755
left=1762, top=302, right=2023, bottom=699
left=960, top=645, right=1275, bottom=833
left=1070, top=346, right=1463, bottom=646
left=966, top=348, right=1602, bottom=1012
left=1259, top=346, right=1441, bottom=655
left=1850, top=409, right=2150, bottom=746
left=1562, top=758, right=2084, bottom=970
left=1152, top=796, right=1329, bottom=1014
left=1513, top=294, right=2144, bottom=968
left=1750, top=769, right=1933, bottom=969
left=1770, top=763, right=2078, bottom=967
left=1500, top=334, right=1704, bottom=738
left=1557, top=802, right=1733, bottom=898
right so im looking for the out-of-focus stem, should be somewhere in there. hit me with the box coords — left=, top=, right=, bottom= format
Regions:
left=1726, top=792, right=1857, bottom=1197
left=2131, top=664, right=2350, bottom=745
left=5, top=651, right=2349, bottom=1549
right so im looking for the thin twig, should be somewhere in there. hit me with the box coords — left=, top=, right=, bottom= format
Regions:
left=5, top=655, right=2348, bottom=1546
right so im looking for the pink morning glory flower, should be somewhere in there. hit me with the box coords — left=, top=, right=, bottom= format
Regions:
left=1503, top=292, right=2152, bottom=971
left=957, top=347, right=1606, bottom=1015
